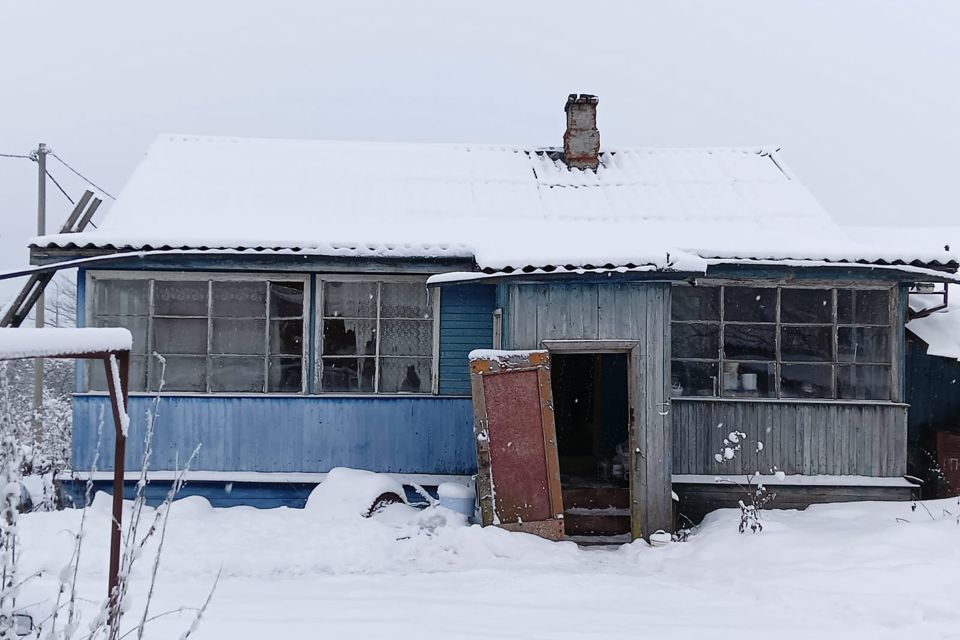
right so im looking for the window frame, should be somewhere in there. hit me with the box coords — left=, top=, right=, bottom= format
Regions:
left=315, top=274, right=440, bottom=396
left=86, top=271, right=310, bottom=395
left=670, top=282, right=898, bottom=402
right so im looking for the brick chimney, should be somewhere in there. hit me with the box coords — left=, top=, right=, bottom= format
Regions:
left=563, top=94, right=600, bottom=170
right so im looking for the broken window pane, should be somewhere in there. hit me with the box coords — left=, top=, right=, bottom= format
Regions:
left=780, top=325, right=833, bottom=362
left=209, top=356, right=265, bottom=392
left=270, top=319, right=304, bottom=355
left=380, top=282, right=432, bottom=319
left=95, top=279, right=149, bottom=316
left=323, top=282, right=377, bottom=318
left=838, top=326, right=890, bottom=363
left=724, top=287, right=776, bottom=322
left=379, top=357, right=431, bottom=393
left=270, top=282, right=304, bottom=317
left=781, top=288, right=832, bottom=323
left=153, top=317, right=207, bottom=354
left=838, top=290, right=890, bottom=325
left=670, top=360, right=718, bottom=397
left=837, top=364, right=890, bottom=400
left=671, top=287, right=720, bottom=322
left=154, top=281, right=208, bottom=316
left=322, top=319, right=376, bottom=356
left=379, top=320, right=433, bottom=356
left=722, top=362, right=775, bottom=398
left=781, top=364, right=833, bottom=398
left=211, top=318, right=266, bottom=355
left=671, top=323, right=720, bottom=359
left=211, top=281, right=266, bottom=317
left=268, top=357, right=302, bottom=392
left=321, top=358, right=375, bottom=392
left=723, top=324, right=776, bottom=360
left=150, top=355, right=206, bottom=392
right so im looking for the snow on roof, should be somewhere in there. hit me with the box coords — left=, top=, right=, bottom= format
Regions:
left=0, top=328, right=132, bottom=359
left=907, top=283, right=960, bottom=360
left=32, top=135, right=958, bottom=271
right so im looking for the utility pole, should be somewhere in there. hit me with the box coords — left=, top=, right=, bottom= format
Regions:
left=33, top=142, right=48, bottom=436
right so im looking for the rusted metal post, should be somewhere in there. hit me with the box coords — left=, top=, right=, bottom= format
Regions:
left=103, top=351, right=129, bottom=628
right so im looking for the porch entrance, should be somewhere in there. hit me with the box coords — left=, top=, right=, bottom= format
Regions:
left=551, top=352, right=631, bottom=542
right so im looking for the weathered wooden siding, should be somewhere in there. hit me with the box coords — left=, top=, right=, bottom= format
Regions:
left=73, top=395, right=476, bottom=474
left=438, top=284, right=496, bottom=395
left=672, top=399, right=908, bottom=476
left=504, top=282, right=672, bottom=537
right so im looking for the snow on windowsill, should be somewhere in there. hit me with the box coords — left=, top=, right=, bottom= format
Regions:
left=673, top=474, right=917, bottom=488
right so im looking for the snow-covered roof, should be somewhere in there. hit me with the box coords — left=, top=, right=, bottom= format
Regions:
left=32, top=135, right=959, bottom=272
left=0, top=328, right=132, bottom=359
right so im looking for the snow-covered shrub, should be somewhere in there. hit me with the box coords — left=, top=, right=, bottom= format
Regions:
left=712, top=425, right=778, bottom=534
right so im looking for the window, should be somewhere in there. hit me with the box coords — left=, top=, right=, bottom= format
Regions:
left=320, top=280, right=434, bottom=393
left=90, top=276, right=306, bottom=393
left=670, top=285, right=893, bottom=401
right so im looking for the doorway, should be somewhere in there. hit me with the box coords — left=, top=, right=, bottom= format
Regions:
left=551, top=351, right=631, bottom=541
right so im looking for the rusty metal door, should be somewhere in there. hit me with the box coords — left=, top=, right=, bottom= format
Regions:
left=469, top=350, right=564, bottom=540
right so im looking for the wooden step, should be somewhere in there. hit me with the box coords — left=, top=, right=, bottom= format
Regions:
left=563, top=508, right=631, bottom=536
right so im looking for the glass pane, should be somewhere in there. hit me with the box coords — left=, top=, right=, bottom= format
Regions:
left=722, top=362, right=775, bottom=398
left=781, top=289, right=832, bottom=323
left=268, top=357, right=303, bottom=392
left=270, top=282, right=304, bottom=317
left=94, top=315, right=148, bottom=354
left=380, top=282, right=432, bottom=319
left=379, top=320, right=433, bottom=356
left=153, top=317, right=207, bottom=354
left=270, top=319, right=304, bottom=355
left=837, top=364, right=891, bottom=400
left=838, top=290, right=890, bottom=325
left=671, top=287, right=719, bottom=322
left=781, top=364, right=833, bottom=398
left=209, top=356, right=264, bottom=392
left=88, top=356, right=147, bottom=392
left=211, top=318, right=266, bottom=355
left=379, top=358, right=432, bottom=393
left=323, top=281, right=377, bottom=318
left=838, top=326, right=890, bottom=363
left=150, top=355, right=206, bottom=392
left=723, top=324, right=775, bottom=360
left=322, top=319, right=377, bottom=355
left=780, top=325, right=832, bottom=362
left=154, top=281, right=208, bottom=316
left=671, top=323, right=720, bottom=359
left=211, top=281, right=266, bottom=317
left=321, top=358, right=375, bottom=392
left=670, top=360, right=718, bottom=397
left=95, top=280, right=149, bottom=316
left=724, top=287, right=776, bottom=322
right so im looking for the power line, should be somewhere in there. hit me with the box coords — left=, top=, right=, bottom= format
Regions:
left=49, top=152, right=116, bottom=200
left=44, top=169, right=75, bottom=205
left=0, top=152, right=32, bottom=160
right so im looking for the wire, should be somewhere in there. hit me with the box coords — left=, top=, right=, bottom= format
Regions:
left=0, top=152, right=32, bottom=160
left=49, top=152, right=116, bottom=200
left=45, top=170, right=75, bottom=205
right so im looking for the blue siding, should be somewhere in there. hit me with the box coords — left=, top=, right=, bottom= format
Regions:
left=73, top=395, right=476, bottom=474
left=438, top=284, right=495, bottom=396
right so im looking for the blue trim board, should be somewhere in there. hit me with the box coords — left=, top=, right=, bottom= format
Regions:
left=73, top=395, right=477, bottom=475
left=438, top=284, right=495, bottom=396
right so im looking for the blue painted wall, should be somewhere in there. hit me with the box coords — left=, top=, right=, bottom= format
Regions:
left=438, top=284, right=495, bottom=396
left=73, top=395, right=476, bottom=474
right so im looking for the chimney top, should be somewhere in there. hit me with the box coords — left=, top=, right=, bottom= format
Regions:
left=563, top=94, right=600, bottom=170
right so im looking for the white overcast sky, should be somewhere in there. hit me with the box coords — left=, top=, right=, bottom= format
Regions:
left=1, top=1, right=958, bottom=297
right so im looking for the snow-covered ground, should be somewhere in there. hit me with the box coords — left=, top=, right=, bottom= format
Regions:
left=17, top=488, right=960, bottom=639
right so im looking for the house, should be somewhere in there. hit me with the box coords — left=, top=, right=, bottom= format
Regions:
left=30, top=95, right=960, bottom=539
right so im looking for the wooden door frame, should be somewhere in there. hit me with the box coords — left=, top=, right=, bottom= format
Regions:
left=541, top=339, right=642, bottom=540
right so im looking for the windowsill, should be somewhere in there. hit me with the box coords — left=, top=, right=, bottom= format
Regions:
left=671, top=396, right=907, bottom=407
left=73, top=391, right=462, bottom=399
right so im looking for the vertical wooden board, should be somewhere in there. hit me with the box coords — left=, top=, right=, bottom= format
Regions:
left=597, top=285, right=617, bottom=338
left=581, top=284, right=600, bottom=340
